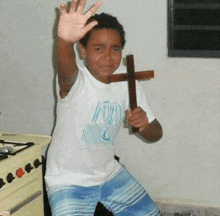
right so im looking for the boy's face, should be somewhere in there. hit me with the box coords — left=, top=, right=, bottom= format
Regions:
left=79, top=28, right=122, bottom=84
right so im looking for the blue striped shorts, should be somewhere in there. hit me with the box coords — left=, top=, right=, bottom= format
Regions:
left=47, top=168, right=160, bottom=216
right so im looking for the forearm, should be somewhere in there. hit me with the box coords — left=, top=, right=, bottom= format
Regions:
left=138, top=119, right=163, bottom=143
left=57, top=38, right=78, bottom=87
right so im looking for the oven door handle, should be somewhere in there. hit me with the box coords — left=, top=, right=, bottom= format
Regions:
left=8, top=191, right=42, bottom=215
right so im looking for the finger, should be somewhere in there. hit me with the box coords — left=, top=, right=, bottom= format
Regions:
left=130, top=117, right=148, bottom=129
left=60, top=3, right=67, bottom=15
left=83, top=20, right=98, bottom=33
left=128, top=119, right=141, bottom=129
left=77, top=0, right=86, bottom=14
left=127, top=108, right=141, bottom=119
left=128, top=112, right=147, bottom=124
left=131, top=106, right=143, bottom=114
left=84, top=0, right=102, bottom=20
left=70, top=0, right=78, bottom=13
left=132, top=108, right=146, bottom=119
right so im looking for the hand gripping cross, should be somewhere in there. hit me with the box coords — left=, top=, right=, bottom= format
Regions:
left=109, top=54, right=154, bottom=133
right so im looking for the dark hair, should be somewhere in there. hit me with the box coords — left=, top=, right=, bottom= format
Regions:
left=79, top=13, right=126, bottom=49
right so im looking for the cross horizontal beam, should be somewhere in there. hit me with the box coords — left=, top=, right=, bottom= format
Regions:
left=109, top=70, right=154, bottom=82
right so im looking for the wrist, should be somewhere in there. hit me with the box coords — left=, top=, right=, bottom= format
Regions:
left=138, top=119, right=163, bottom=142
left=138, top=124, right=150, bottom=134
left=58, top=38, right=74, bottom=46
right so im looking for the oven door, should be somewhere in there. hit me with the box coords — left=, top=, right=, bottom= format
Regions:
left=0, top=170, right=44, bottom=216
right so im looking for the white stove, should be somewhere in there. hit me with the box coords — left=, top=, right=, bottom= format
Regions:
left=0, top=133, right=51, bottom=216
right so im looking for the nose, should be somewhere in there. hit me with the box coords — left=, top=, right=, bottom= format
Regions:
left=104, top=49, right=112, bottom=61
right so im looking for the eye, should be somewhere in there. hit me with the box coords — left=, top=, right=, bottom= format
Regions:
left=113, top=46, right=121, bottom=52
left=94, top=46, right=103, bottom=51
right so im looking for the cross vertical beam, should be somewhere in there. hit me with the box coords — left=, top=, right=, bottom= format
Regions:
left=126, top=55, right=139, bottom=133
left=109, top=54, right=154, bottom=133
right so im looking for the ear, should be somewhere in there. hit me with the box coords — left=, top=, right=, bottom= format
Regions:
left=78, top=44, right=87, bottom=59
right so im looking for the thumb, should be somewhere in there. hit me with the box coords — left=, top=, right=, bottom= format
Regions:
left=127, top=108, right=132, bottom=117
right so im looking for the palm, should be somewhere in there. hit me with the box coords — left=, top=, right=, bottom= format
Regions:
left=58, top=13, right=87, bottom=42
left=58, top=0, right=102, bottom=43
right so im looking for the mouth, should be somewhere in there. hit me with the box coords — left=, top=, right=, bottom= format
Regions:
left=101, top=65, right=116, bottom=74
left=102, top=64, right=113, bottom=69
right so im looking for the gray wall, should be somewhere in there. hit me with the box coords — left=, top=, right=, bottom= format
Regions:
left=1, top=0, right=220, bottom=207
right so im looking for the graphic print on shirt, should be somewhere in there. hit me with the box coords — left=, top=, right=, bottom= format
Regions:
left=82, top=101, right=124, bottom=149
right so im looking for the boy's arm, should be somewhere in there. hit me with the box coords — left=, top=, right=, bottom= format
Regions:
left=57, top=39, right=78, bottom=99
left=138, top=118, right=163, bottom=142
left=126, top=107, right=163, bottom=143
left=56, top=0, right=102, bottom=98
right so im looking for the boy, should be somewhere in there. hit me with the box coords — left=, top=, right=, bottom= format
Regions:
left=45, top=0, right=163, bottom=215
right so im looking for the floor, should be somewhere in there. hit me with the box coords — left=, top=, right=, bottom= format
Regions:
left=156, top=201, right=220, bottom=216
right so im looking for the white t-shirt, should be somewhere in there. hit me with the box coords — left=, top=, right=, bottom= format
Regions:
left=45, top=65, right=155, bottom=187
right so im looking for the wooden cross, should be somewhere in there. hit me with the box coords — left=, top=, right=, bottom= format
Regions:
left=109, top=54, right=154, bottom=133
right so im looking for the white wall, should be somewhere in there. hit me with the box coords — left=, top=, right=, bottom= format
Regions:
left=1, top=0, right=220, bottom=208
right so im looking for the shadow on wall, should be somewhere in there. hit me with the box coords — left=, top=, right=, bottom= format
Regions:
left=50, top=6, right=60, bottom=136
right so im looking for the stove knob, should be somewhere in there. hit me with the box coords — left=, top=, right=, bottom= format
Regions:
left=0, top=178, right=6, bottom=188
left=25, top=163, right=33, bottom=173
left=16, top=168, right=25, bottom=178
left=6, top=173, right=15, bottom=183
left=34, top=159, right=42, bottom=168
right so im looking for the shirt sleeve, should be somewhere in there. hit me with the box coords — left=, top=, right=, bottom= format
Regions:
left=136, top=81, right=156, bottom=123
left=56, top=66, right=85, bottom=106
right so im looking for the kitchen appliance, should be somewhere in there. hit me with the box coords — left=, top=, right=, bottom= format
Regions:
left=0, top=133, right=51, bottom=216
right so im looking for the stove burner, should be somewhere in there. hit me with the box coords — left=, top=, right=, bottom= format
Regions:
left=0, top=140, right=35, bottom=161
left=0, top=140, right=34, bottom=146
left=0, top=146, right=13, bottom=154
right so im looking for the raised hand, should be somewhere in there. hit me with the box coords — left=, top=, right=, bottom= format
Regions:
left=58, top=0, right=102, bottom=43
